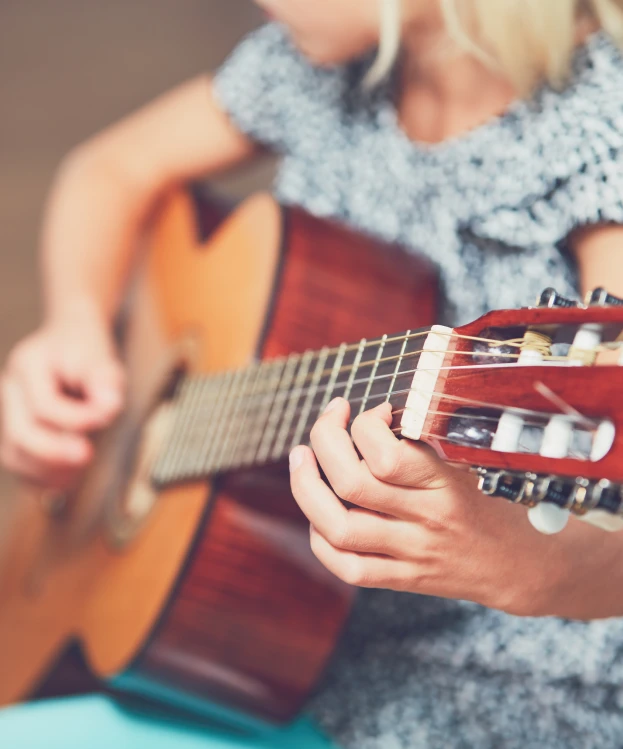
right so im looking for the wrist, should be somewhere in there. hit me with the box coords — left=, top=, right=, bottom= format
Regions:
left=526, top=517, right=623, bottom=621
left=44, top=296, right=111, bottom=333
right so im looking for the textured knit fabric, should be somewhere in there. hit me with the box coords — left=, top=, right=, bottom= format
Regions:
left=213, top=24, right=623, bottom=749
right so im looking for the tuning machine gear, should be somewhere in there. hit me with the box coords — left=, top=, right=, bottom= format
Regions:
left=474, top=467, right=623, bottom=533
left=536, top=288, right=582, bottom=309
left=585, top=287, right=623, bottom=307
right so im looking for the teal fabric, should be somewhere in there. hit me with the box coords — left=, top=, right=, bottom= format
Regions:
left=0, top=696, right=337, bottom=749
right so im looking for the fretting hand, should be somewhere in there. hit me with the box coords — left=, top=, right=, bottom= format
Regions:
left=289, top=397, right=623, bottom=620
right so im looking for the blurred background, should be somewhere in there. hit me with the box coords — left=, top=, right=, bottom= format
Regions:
left=0, top=1, right=272, bottom=499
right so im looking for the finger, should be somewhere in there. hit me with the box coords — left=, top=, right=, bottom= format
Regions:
left=53, top=348, right=125, bottom=421
left=1, top=443, right=79, bottom=491
left=351, top=404, right=454, bottom=490
left=309, top=398, right=371, bottom=505
left=18, top=361, right=115, bottom=432
left=289, top=445, right=415, bottom=556
left=290, top=444, right=351, bottom=537
left=2, top=378, right=92, bottom=466
left=308, top=398, right=415, bottom=517
left=309, top=528, right=415, bottom=591
left=81, top=357, right=125, bottom=414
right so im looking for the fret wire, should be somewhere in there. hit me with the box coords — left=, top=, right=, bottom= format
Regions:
left=244, top=359, right=288, bottom=467
left=256, top=353, right=301, bottom=464
left=272, top=350, right=314, bottom=461
left=198, top=364, right=424, bottom=475
left=343, top=338, right=366, bottom=401
left=165, top=375, right=205, bottom=481
left=319, top=342, right=348, bottom=414
left=191, top=373, right=230, bottom=476
left=151, top=376, right=192, bottom=481
left=158, top=331, right=564, bottom=482
left=182, top=338, right=518, bottom=441
left=204, top=369, right=243, bottom=475
left=237, top=361, right=278, bottom=467
left=188, top=375, right=222, bottom=475
left=214, top=361, right=263, bottom=473
left=159, top=325, right=536, bottom=477
left=358, top=335, right=387, bottom=416
left=224, top=360, right=267, bottom=470
left=277, top=366, right=420, bottom=452
left=266, top=327, right=523, bottom=363
left=291, top=347, right=329, bottom=448
left=385, top=331, right=411, bottom=403
left=188, top=375, right=223, bottom=473
left=207, top=345, right=428, bottom=415
left=221, top=351, right=534, bottom=418
left=280, top=329, right=431, bottom=361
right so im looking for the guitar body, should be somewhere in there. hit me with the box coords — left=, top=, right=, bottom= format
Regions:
left=0, top=189, right=438, bottom=723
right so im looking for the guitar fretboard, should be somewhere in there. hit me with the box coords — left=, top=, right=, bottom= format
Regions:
left=151, top=328, right=430, bottom=487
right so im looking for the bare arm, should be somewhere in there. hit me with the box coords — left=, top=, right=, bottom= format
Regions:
left=42, top=74, right=258, bottom=326
left=0, top=76, right=259, bottom=488
left=571, top=224, right=623, bottom=299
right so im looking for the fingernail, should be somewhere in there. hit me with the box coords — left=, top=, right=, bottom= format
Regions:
left=323, top=398, right=341, bottom=415
left=289, top=447, right=304, bottom=471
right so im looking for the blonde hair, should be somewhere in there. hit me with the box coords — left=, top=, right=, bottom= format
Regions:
left=366, top=0, right=623, bottom=95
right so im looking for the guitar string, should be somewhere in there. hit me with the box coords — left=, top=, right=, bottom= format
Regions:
left=180, top=361, right=592, bottom=450
left=167, top=379, right=596, bottom=478
left=388, top=426, right=588, bottom=460
left=387, top=427, right=585, bottom=457
left=160, top=332, right=599, bottom=478
left=192, top=331, right=545, bottom=392
left=391, top=407, right=592, bottom=431
left=186, top=347, right=569, bottom=419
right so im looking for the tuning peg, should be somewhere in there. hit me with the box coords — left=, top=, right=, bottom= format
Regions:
left=585, top=287, right=623, bottom=307
left=527, top=503, right=570, bottom=535
left=536, top=288, right=582, bottom=309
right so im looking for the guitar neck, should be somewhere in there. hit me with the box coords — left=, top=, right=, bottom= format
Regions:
left=151, top=327, right=432, bottom=486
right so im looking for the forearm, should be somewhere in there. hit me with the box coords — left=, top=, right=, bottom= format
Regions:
left=40, top=146, right=155, bottom=326
left=544, top=517, right=623, bottom=621
left=39, top=75, right=258, bottom=327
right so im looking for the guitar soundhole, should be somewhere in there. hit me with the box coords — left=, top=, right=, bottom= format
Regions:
left=104, top=363, right=187, bottom=548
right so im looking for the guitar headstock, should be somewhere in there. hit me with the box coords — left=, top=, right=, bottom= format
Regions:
left=399, top=288, right=623, bottom=533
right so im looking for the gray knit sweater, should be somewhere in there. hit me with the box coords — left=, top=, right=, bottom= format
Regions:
left=213, top=24, right=623, bottom=749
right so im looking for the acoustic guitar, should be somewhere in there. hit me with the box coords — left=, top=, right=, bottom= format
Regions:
left=1, top=187, right=623, bottom=727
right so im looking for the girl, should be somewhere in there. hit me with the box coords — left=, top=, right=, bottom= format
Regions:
left=4, top=1, right=623, bottom=747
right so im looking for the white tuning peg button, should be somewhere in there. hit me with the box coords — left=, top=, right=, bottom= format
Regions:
left=528, top=503, right=570, bottom=535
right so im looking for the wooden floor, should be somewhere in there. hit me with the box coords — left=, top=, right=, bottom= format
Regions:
left=0, top=1, right=272, bottom=501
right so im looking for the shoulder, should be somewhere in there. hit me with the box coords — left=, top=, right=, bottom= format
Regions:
left=546, top=32, right=623, bottom=148
left=217, top=23, right=316, bottom=88
left=212, top=23, right=356, bottom=151
left=463, top=36, right=623, bottom=252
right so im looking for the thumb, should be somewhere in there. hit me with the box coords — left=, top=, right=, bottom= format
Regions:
left=83, top=354, right=125, bottom=414
left=54, top=327, right=125, bottom=420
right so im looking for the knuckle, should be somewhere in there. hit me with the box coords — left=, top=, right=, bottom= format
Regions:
left=56, top=351, right=85, bottom=378
left=350, top=411, right=367, bottom=441
left=331, top=473, right=365, bottom=506
left=330, top=516, right=357, bottom=551
left=17, top=434, right=57, bottom=465
left=309, top=419, right=326, bottom=447
left=369, top=446, right=402, bottom=483
left=341, top=559, right=372, bottom=587
left=350, top=410, right=376, bottom=444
